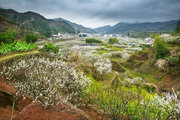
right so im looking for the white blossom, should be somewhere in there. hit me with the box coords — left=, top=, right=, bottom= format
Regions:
left=1, top=56, right=91, bottom=107
left=94, top=57, right=112, bottom=74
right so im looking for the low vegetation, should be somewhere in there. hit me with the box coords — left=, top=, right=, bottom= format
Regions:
left=108, top=37, right=119, bottom=44
left=0, top=31, right=16, bottom=45
left=0, top=42, right=37, bottom=55
left=85, top=38, right=103, bottom=43
left=153, top=34, right=169, bottom=59
left=43, top=42, right=60, bottom=53
left=24, top=33, right=38, bottom=43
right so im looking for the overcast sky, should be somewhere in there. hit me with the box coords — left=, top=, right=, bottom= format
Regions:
left=0, top=0, right=180, bottom=28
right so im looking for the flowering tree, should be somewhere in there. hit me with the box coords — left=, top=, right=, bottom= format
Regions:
left=1, top=56, right=91, bottom=107
left=140, top=89, right=180, bottom=119
left=94, top=57, right=112, bottom=74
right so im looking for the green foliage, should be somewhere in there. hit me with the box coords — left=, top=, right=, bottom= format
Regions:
left=92, top=87, right=142, bottom=119
left=82, top=76, right=101, bottom=100
left=79, top=34, right=87, bottom=37
left=43, top=42, right=59, bottom=53
left=174, top=21, right=180, bottom=35
left=24, top=33, right=38, bottom=43
left=165, top=56, right=179, bottom=66
left=110, top=52, right=122, bottom=58
left=108, top=37, right=119, bottom=44
left=142, top=83, right=156, bottom=93
left=0, top=32, right=16, bottom=45
left=140, top=44, right=151, bottom=49
left=153, top=34, right=169, bottom=59
left=42, top=31, right=52, bottom=38
left=85, top=38, right=103, bottom=44
left=0, top=42, right=37, bottom=55
left=88, top=84, right=177, bottom=120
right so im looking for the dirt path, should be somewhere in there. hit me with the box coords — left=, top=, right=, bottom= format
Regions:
left=0, top=50, right=40, bottom=63
left=110, top=72, right=117, bottom=85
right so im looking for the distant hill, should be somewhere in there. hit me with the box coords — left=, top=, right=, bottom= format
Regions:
left=175, top=21, right=180, bottom=34
left=55, top=18, right=96, bottom=33
left=94, top=25, right=111, bottom=33
left=95, top=20, right=179, bottom=34
left=0, top=8, right=75, bottom=36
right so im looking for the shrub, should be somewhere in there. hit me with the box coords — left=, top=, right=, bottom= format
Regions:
left=110, top=52, right=122, bottom=58
left=140, top=44, right=151, bottom=49
left=0, top=42, right=37, bottom=55
left=142, top=83, right=157, bottom=93
left=79, top=34, right=87, bottom=37
left=0, top=32, right=15, bottom=45
left=94, top=88, right=141, bottom=120
left=91, top=87, right=180, bottom=120
left=85, top=38, right=103, bottom=44
left=153, top=35, right=169, bottom=59
left=43, top=42, right=59, bottom=53
left=108, top=37, right=119, bottom=44
left=139, top=92, right=180, bottom=120
left=167, top=36, right=180, bottom=45
left=43, top=31, right=52, bottom=38
left=161, top=34, right=180, bottom=45
left=24, top=33, right=38, bottom=43
left=165, top=56, right=179, bottom=66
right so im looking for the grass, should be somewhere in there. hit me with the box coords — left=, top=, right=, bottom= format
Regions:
left=94, top=50, right=112, bottom=55
left=141, top=49, right=149, bottom=53
left=125, top=68, right=158, bottom=83
left=95, top=45, right=125, bottom=55
left=0, top=49, right=40, bottom=63
left=104, top=45, right=125, bottom=51
left=110, top=57, right=123, bottom=61
left=107, top=46, right=124, bottom=51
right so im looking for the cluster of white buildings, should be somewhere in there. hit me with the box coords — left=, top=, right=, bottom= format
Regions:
left=78, top=33, right=126, bottom=38
left=144, top=37, right=154, bottom=46
left=51, top=32, right=154, bottom=46
left=52, top=33, right=74, bottom=38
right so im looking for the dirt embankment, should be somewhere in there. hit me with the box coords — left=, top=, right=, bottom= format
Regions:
left=0, top=76, right=91, bottom=120
left=126, top=50, right=180, bottom=92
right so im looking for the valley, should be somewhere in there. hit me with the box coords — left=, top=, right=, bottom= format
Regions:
left=0, top=7, right=180, bottom=120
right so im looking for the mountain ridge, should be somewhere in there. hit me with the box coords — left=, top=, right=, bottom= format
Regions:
left=0, top=8, right=76, bottom=36
left=54, top=18, right=96, bottom=33
left=94, top=20, right=179, bottom=34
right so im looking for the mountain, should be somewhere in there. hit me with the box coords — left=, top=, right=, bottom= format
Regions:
left=55, top=18, right=96, bottom=33
left=0, top=8, right=75, bottom=36
left=94, top=25, right=111, bottom=33
left=95, top=20, right=179, bottom=34
left=175, top=21, right=180, bottom=33
left=0, top=14, right=20, bottom=32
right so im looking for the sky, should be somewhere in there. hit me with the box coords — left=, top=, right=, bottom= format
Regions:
left=0, top=0, right=180, bottom=28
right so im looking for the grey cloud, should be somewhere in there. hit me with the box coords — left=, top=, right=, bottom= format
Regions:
left=0, top=0, right=180, bottom=28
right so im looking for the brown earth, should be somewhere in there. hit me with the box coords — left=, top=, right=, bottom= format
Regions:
left=126, top=50, right=180, bottom=92
left=14, top=102, right=90, bottom=120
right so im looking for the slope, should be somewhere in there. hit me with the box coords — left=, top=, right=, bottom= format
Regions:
left=55, top=18, right=96, bottom=33
left=0, top=9, right=75, bottom=35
